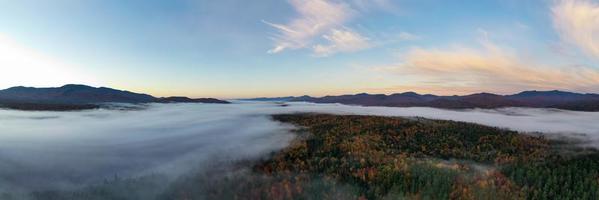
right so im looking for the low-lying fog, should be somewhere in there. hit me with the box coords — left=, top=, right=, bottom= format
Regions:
left=1, top=101, right=599, bottom=195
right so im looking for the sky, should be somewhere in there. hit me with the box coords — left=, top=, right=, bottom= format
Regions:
left=1, top=0, right=599, bottom=98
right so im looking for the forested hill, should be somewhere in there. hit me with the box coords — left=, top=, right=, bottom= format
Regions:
left=0, top=84, right=229, bottom=111
left=164, top=114, right=599, bottom=200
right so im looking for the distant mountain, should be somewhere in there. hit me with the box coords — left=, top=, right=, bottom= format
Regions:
left=506, top=90, right=597, bottom=106
left=0, top=84, right=230, bottom=111
left=157, top=96, right=230, bottom=104
left=240, top=96, right=297, bottom=101
left=270, top=90, right=599, bottom=111
left=0, top=84, right=156, bottom=104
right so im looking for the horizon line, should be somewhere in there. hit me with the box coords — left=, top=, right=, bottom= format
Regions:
left=1, top=83, right=596, bottom=100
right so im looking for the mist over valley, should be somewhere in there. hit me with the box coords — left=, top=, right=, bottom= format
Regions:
left=1, top=102, right=599, bottom=199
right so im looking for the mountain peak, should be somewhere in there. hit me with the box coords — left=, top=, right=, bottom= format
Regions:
left=467, top=92, right=500, bottom=97
left=5, top=86, right=30, bottom=90
left=0, top=84, right=230, bottom=110
left=62, top=84, right=93, bottom=87
left=396, top=92, right=421, bottom=96
left=60, top=84, right=98, bottom=91
left=512, top=90, right=579, bottom=97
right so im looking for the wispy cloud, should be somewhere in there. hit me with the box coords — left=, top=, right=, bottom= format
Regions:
left=264, top=0, right=376, bottom=56
left=376, top=39, right=599, bottom=94
left=397, top=32, right=421, bottom=41
left=552, top=0, right=599, bottom=60
left=313, top=28, right=371, bottom=57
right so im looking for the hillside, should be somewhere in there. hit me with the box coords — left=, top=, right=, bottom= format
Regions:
left=0, top=84, right=229, bottom=111
left=156, top=96, right=230, bottom=104
left=250, top=90, right=599, bottom=111
left=164, top=114, right=599, bottom=200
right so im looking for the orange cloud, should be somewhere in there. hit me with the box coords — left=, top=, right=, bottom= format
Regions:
left=553, top=0, right=599, bottom=59
left=377, top=41, right=599, bottom=94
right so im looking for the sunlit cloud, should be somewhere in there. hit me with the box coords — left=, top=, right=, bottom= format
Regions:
left=375, top=40, right=599, bottom=94
left=312, top=28, right=371, bottom=57
left=552, top=0, right=599, bottom=60
left=264, top=0, right=375, bottom=56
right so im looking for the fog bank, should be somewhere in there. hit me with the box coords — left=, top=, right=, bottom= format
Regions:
left=1, top=101, right=598, bottom=195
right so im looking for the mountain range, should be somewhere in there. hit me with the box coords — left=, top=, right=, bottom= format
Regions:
left=245, top=90, right=599, bottom=111
left=3, top=85, right=598, bottom=111
left=0, top=84, right=229, bottom=111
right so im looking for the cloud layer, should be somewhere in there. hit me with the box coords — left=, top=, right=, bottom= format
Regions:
left=376, top=40, right=599, bottom=94
left=264, top=0, right=373, bottom=56
left=553, top=0, right=599, bottom=60
left=1, top=102, right=599, bottom=197
left=0, top=103, right=297, bottom=193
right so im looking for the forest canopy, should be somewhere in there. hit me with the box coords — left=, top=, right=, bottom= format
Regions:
left=182, top=114, right=599, bottom=200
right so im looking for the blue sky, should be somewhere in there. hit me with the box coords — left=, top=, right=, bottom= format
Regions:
left=1, top=0, right=599, bottom=98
